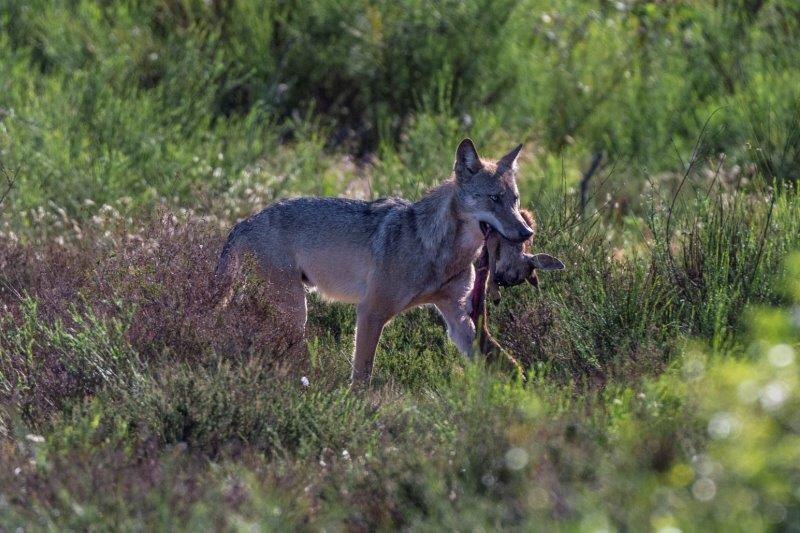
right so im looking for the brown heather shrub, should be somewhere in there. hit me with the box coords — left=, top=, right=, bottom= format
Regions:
left=0, top=438, right=255, bottom=528
left=2, top=210, right=301, bottom=360
left=84, top=212, right=299, bottom=365
left=0, top=238, right=96, bottom=320
left=0, top=210, right=303, bottom=426
left=498, top=297, right=561, bottom=368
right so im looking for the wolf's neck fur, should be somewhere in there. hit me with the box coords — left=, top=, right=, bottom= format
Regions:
left=411, top=177, right=484, bottom=284
left=412, top=179, right=459, bottom=254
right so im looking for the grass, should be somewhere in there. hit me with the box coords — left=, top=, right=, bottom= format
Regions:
left=1, top=0, right=800, bottom=530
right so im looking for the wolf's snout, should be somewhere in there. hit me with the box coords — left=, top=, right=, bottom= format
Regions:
left=506, top=224, right=533, bottom=243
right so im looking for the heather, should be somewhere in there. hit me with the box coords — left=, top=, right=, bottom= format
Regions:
left=2, top=1, right=800, bottom=530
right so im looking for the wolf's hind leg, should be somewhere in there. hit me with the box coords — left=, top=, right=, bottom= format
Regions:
left=262, top=268, right=308, bottom=359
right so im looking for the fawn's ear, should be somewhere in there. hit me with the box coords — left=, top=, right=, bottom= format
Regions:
left=454, top=138, right=482, bottom=178
left=498, top=143, right=523, bottom=173
left=530, top=253, right=565, bottom=271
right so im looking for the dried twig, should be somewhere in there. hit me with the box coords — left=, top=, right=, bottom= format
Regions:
left=579, top=152, right=603, bottom=216
left=0, top=161, right=17, bottom=209
left=665, top=108, right=724, bottom=289
left=549, top=155, right=618, bottom=238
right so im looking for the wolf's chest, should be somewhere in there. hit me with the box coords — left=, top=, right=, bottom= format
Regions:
left=458, top=222, right=485, bottom=253
left=439, top=223, right=483, bottom=278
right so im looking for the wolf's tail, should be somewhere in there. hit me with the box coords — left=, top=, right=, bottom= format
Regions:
left=214, top=219, right=250, bottom=280
left=214, top=220, right=253, bottom=307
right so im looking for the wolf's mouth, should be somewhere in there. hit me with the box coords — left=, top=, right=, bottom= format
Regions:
left=479, top=221, right=492, bottom=237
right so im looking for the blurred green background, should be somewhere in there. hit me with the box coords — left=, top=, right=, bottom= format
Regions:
left=1, top=0, right=798, bottom=215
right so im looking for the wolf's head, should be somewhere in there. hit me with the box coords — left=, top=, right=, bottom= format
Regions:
left=485, top=209, right=565, bottom=302
left=453, top=138, right=533, bottom=242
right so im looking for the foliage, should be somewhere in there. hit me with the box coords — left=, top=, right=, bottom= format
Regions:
left=2, top=0, right=800, bottom=214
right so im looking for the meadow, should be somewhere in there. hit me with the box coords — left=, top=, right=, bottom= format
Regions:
left=1, top=0, right=800, bottom=530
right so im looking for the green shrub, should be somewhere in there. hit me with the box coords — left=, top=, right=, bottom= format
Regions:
left=0, top=297, right=142, bottom=426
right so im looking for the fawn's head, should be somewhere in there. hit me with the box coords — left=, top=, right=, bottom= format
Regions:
left=485, top=209, right=564, bottom=302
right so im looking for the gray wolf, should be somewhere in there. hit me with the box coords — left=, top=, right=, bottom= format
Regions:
left=216, top=139, right=533, bottom=387
left=469, top=208, right=564, bottom=372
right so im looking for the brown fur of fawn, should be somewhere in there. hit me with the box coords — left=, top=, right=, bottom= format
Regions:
left=470, top=209, right=564, bottom=377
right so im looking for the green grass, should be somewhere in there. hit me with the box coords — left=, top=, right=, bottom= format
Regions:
left=1, top=0, right=800, bottom=530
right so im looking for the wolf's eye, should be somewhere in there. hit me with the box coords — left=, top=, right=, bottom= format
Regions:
left=488, top=194, right=501, bottom=203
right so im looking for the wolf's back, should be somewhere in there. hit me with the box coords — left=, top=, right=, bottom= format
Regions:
left=214, top=196, right=408, bottom=279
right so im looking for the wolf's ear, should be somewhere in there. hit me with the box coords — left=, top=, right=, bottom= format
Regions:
left=530, top=253, right=565, bottom=271
left=455, top=138, right=482, bottom=177
left=498, top=143, right=523, bottom=173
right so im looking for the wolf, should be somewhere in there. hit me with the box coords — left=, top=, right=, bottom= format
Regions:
left=216, top=139, right=533, bottom=386
left=469, top=208, right=564, bottom=371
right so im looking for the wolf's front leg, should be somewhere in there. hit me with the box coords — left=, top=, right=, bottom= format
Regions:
left=351, top=305, right=389, bottom=388
left=435, top=298, right=476, bottom=357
